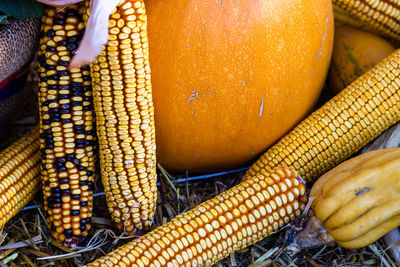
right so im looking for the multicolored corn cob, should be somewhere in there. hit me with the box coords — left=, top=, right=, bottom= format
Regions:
left=244, top=48, right=400, bottom=183
left=86, top=0, right=157, bottom=234
left=87, top=166, right=306, bottom=266
left=0, top=127, right=40, bottom=228
left=38, top=4, right=97, bottom=246
left=332, top=0, right=400, bottom=43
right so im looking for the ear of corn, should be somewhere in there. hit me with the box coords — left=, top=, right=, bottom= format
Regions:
left=87, top=0, right=157, bottom=234
left=0, top=127, right=40, bottom=229
left=333, top=4, right=365, bottom=29
left=332, top=0, right=400, bottom=44
left=87, top=166, right=306, bottom=267
left=244, top=48, right=400, bottom=183
left=38, top=4, right=97, bottom=246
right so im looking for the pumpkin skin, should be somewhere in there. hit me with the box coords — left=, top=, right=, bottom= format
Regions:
left=328, top=25, right=395, bottom=95
left=145, top=0, right=334, bottom=172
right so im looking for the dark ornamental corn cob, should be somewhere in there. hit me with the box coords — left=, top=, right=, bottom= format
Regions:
left=332, top=0, right=400, bottom=43
left=87, top=0, right=157, bottom=233
left=0, top=127, right=40, bottom=228
left=38, top=5, right=96, bottom=246
left=88, top=166, right=306, bottom=267
left=244, top=49, right=400, bottom=183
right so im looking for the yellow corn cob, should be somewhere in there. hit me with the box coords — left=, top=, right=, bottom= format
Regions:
left=38, top=4, right=97, bottom=246
left=333, top=4, right=365, bottom=28
left=87, top=166, right=306, bottom=267
left=332, top=0, right=400, bottom=43
left=244, top=49, right=400, bottom=183
left=0, top=127, right=40, bottom=228
left=87, top=0, right=157, bottom=233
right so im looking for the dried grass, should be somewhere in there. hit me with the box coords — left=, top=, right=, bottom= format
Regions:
left=0, top=152, right=398, bottom=266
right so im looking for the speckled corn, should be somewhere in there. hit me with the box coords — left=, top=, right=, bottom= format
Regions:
left=38, top=5, right=96, bottom=246
left=87, top=166, right=306, bottom=267
left=0, top=127, right=40, bottom=229
left=332, top=0, right=400, bottom=43
left=87, top=0, right=157, bottom=234
left=244, top=49, right=400, bottom=183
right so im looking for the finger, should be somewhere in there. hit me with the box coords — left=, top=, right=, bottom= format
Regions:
left=69, top=0, right=120, bottom=69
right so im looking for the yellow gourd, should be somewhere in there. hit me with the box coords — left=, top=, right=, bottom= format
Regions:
left=310, top=148, right=400, bottom=248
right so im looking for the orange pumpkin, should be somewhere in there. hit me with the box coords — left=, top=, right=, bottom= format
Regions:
left=145, top=0, right=334, bottom=172
left=328, top=25, right=395, bottom=95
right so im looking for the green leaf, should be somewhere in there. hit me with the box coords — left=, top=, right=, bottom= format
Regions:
left=0, top=0, right=44, bottom=19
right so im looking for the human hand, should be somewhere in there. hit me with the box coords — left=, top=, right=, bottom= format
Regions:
left=37, top=0, right=120, bottom=69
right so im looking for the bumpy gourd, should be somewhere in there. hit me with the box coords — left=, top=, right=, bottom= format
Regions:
left=310, top=148, right=400, bottom=248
